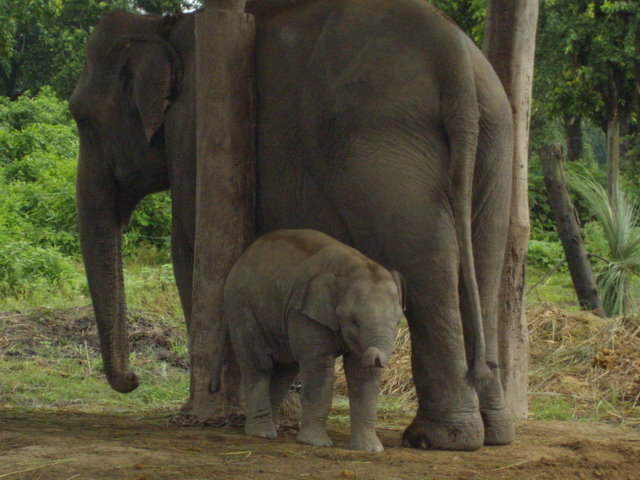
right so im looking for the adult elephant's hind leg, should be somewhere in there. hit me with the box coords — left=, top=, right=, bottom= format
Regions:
left=400, top=252, right=484, bottom=451
left=470, top=87, right=515, bottom=446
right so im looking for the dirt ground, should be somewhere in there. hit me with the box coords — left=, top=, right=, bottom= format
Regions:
left=1, top=410, right=639, bottom=480
left=1, top=307, right=639, bottom=479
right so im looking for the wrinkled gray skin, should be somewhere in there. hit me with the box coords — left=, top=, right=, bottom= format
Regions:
left=70, top=0, right=514, bottom=450
left=225, top=229, right=403, bottom=452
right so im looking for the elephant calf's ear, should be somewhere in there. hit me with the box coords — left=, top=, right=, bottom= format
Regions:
left=295, top=272, right=340, bottom=332
left=130, top=42, right=173, bottom=143
left=391, top=270, right=406, bottom=311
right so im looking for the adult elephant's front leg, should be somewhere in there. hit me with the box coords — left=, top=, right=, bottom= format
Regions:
left=401, top=285, right=484, bottom=451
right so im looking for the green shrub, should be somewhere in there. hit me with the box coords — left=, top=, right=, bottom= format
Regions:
left=0, top=236, right=80, bottom=296
left=528, top=238, right=566, bottom=270
left=571, top=175, right=640, bottom=316
left=0, top=89, right=171, bottom=258
left=0, top=89, right=172, bottom=303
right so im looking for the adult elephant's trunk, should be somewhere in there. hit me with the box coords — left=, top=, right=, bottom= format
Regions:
left=76, top=142, right=138, bottom=393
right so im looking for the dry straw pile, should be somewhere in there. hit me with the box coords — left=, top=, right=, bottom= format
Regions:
left=335, top=307, right=640, bottom=426
left=529, top=305, right=640, bottom=425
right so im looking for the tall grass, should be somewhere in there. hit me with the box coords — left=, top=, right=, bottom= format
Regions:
left=570, top=175, right=640, bottom=316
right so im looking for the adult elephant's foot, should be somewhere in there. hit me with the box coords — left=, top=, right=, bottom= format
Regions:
left=402, top=411, right=484, bottom=451
left=481, top=408, right=515, bottom=445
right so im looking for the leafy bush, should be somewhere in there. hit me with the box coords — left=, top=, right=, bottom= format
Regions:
left=0, top=236, right=80, bottom=296
left=528, top=238, right=566, bottom=270
left=570, top=175, right=640, bottom=316
left=0, top=88, right=172, bottom=301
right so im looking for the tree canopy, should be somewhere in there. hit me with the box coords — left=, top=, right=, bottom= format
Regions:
left=0, top=0, right=198, bottom=100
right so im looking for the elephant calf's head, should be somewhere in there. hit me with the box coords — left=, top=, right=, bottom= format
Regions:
left=292, top=250, right=405, bottom=367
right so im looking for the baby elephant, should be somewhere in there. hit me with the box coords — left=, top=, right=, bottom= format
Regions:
left=224, top=229, right=405, bottom=452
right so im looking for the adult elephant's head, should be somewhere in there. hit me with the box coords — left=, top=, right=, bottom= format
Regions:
left=69, top=11, right=183, bottom=393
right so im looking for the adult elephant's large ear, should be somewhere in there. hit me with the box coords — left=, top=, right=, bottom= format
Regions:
left=126, top=38, right=181, bottom=143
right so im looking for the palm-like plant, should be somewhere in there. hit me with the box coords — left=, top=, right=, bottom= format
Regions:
left=570, top=175, right=640, bottom=317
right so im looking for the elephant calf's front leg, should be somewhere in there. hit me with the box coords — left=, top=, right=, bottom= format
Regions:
left=297, top=355, right=335, bottom=447
left=343, top=353, right=384, bottom=452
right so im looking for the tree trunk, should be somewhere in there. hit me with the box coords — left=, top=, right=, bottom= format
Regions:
left=541, top=144, right=604, bottom=315
left=188, top=0, right=255, bottom=415
left=607, top=111, right=621, bottom=207
left=563, top=114, right=583, bottom=162
left=483, top=0, right=539, bottom=420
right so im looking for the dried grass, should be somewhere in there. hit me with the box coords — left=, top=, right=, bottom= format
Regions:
left=529, top=304, right=640, bottom=425
left=333, top=306, right=640, bottom=426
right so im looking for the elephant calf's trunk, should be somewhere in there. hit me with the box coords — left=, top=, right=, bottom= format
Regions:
left=361, top=347, right=388, bottom=369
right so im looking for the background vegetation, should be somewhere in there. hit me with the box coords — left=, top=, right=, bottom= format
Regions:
left=0, top=0, right=639, bottom=423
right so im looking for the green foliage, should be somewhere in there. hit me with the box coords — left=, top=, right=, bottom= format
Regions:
left=0, top=89, right=172, bottom=301
left=0, top=235, right=81, bottom=297
left=528, top=239, right=565, bottom=270
left=0, top=0, right=198, bottom=99
left=535, top=0, right=639, bottom=124
left=0, top=88, right=79, bottom=256
left=430, top=0, right=486, bottom=45
left=123, top=192, right=172, bottom=254
left=570, top=175, right=640, bottom=316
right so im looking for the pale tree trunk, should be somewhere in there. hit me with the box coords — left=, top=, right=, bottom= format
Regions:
left=541, top=145, right=604, bottom=316
left=483, top=0, right=539, bottom=420
left=187, top=0, right=255, bottom=417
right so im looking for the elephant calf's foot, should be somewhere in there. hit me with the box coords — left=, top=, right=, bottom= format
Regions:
left=402, top=412, right=484, bottom=451
left=297, top=425, right=333, bottom=447
left=245, top=418, right=278, bottom=439
left=481, top=409, right=515, bottom=445
left=351, top=429, right=384, bottom=453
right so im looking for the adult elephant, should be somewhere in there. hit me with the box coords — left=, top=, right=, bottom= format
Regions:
left=70, top=0, right=514, bottom=451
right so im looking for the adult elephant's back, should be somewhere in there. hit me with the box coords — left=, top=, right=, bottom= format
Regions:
left=252, top=0, right=460, bottom=241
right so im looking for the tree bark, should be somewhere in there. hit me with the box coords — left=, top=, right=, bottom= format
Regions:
left=563, top=114, right=583, bottom=162
left=188, top=0, right=255, bottom=414
left=607, top=110, right=621, bottom=207
left=541, top=144, right=604, bottom=315
left=484, top=0, right=539, bottom=420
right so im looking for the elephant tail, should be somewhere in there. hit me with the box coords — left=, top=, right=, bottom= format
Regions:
left=440, top=38, right=491, bottom=388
